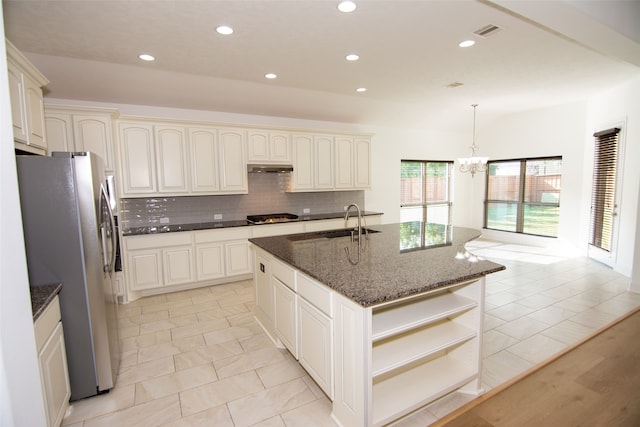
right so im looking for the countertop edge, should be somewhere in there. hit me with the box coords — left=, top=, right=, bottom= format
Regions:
left=31, top=283, right=63, bottom=321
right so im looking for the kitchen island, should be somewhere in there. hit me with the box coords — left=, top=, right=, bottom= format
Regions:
left=249, top=222, right=504, bottom=426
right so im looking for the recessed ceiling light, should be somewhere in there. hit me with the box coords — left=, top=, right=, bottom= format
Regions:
left=356, top=87, right=367, bottom=93
left=216, top=25, right=234, bottom=35
left=338, top=1, right=357, bottom=13
left=345, top=53, right=359, bottom=61
left=459, top=40, right=475, bottom=48
left=265, top=73, right=277, bottom=79
left=138, top=54, right=155, bottom=61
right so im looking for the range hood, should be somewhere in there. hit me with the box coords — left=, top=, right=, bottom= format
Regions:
left=247, top=164, right=293, bottom=173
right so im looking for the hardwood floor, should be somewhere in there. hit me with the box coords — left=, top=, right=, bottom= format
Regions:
left=433, top=307, right=640, bottom=427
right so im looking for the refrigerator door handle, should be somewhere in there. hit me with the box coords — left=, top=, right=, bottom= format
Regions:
left=99, top=185, right=117, bottom=272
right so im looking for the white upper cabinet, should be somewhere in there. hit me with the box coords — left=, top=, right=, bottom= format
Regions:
left=335, top=136, right=354, bottom=189
left=118, top=121, right=248, bottom=197
left=118, top=122, right=157, bottom=195
left=247, top=130, right=291, bottom=163
left=155, top=126, right=189, bottom=194
left=45, top=106, right=118, bottom=172
left=289, top=132, right=371, bottom=192
left=189, top=127, right=219, bottom=193
left=354, top=137, right=372, bottom=189
left=290, top=133, right=314, bottom=191
left=314, top=135, right=334, bottom=190
left=7, top=40, right=49, bottom=155
left=73, top=114, right=116, bottom=171
left=218, top=127, right=248, bottom=193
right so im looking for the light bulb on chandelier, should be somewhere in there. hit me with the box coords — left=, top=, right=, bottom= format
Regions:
left=458, top=103, right=489, bottom=177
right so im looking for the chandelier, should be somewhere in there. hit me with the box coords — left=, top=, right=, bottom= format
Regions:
left=458, top=104, right=488, bottom=177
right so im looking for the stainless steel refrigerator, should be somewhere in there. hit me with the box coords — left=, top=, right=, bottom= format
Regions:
left=17, top=152, right=120, bottom=401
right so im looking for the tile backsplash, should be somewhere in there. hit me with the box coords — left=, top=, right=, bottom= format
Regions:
left=119, top=173, right=365, bottom=228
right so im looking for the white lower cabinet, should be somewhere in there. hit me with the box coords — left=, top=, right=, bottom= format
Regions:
left=163, top=245, right=195, bottom=286
left=123, top=228, right=253, bottom=299
left=127, top=248, right=163, bottom=291
left=35, top=295, right=71, bottom=427
left=225, top=240, right=252, bottom=276
left=196, top=243, right=225, bottom=281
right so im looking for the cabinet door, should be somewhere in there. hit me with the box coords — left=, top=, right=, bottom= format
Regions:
left=128, top=249, right=163, bottom=290
left=298, top=298, right=333, bottom=398
left=45, top=113, right=74, bottom=154
left=218, top=128, right=247, bottom=193
left=7, top=62, right=28, bottom=143
left=196, top=243, right=225, bottom=281
left=314, top=135, right=334, bottom=189
left=155, top=126, right=189, bottom=193
left=335, top=136, right=353, bottom=189
left=39, top=322, right=71, bottom=427
left=255, top=252, right=273, bottom=322
left=119, top=123, right=157, bottom=195
left=189, top=127, right=219, bottom=193
left=247, top=131, right=269, bottom=162
left=274, top=278, right=298, bottom=358
left=354, top=137, right=371, bottom=189
left=225, top=240, right=252, bottom=276
left=270, top=132, right=291, bottom=163
left=290, top=134, right=313, bottom=190
left=24, top=73, right=47, bottom=149
left=163, top=245, right=194, bottom=286
left=73, top=115, right=115, bottom=171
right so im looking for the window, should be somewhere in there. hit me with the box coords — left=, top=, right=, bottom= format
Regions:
left=400, top=160, right=453, bottom=224
left=485, top=157, right=562, bottom=237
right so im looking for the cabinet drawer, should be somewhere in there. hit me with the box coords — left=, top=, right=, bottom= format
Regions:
left=125, top=232, right=192, bottom=250
left=35, top=295, right=61, bottom=352
left=298, top=273, right=332, bottom=317
left=195, top=227, right=251, bottom=243
left=272, top=258, right=296, bottom=291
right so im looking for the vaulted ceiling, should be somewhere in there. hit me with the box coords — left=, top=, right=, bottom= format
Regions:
left=3, top=0, right=640, bottom=130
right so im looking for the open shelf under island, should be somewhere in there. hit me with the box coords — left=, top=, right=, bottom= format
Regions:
left=249, top=221, right=505, bottom=426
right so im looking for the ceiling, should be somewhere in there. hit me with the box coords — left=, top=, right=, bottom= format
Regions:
left=3, top=0, right=640, bottom=131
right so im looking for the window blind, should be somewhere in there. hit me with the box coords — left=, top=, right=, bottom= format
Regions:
left=589, top=128, right=620, bottom=251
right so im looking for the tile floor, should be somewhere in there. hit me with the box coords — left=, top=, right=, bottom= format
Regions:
left=62, top=240, right=640, bottom=426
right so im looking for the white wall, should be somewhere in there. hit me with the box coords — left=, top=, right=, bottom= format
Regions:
left=0, top=4, right=48, bottom=425
left=585, top=76, right=640, bottom=280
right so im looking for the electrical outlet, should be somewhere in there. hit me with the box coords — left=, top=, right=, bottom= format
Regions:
left=344, top=205, right=348, bottom=211
left=303, top=208, right=310, bottom=214
left=213, top=214, right=222, bottom=220
left=160, top=217, right=170, bottom=224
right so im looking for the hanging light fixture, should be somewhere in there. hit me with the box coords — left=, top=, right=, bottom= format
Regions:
left=458, top=103, right=488, bottom=177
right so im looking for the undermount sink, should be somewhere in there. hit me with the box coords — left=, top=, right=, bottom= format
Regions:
left=287, top=228, right=380, bottom=241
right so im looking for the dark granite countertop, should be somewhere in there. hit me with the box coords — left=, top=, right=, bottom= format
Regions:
left=249, top=222, right=505, bottom=307
left=122, top=211, right=383, bottom=236
left=30, top=283, right=63, bottom=321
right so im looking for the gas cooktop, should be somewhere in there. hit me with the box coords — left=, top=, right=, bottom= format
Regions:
left=246, top=213, right=299, bottom=225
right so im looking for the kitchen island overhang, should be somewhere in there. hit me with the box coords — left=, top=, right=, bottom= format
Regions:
left=249, top=222, right=505, bottom=427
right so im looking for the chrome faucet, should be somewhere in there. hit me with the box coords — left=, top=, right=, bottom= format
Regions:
left=344, top=203, right=362, bottom=242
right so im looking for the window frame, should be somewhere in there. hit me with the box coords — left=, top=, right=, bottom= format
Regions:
left=400, top=159, right=454, bottom=225
left=484, top=156, right=562, bottom=237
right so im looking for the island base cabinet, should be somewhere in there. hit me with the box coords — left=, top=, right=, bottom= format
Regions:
left=298, top=298, right=334, bottom=399
left=332, top=293, right=371, bottom=427
left=273, top=278, right=298, bottom=358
